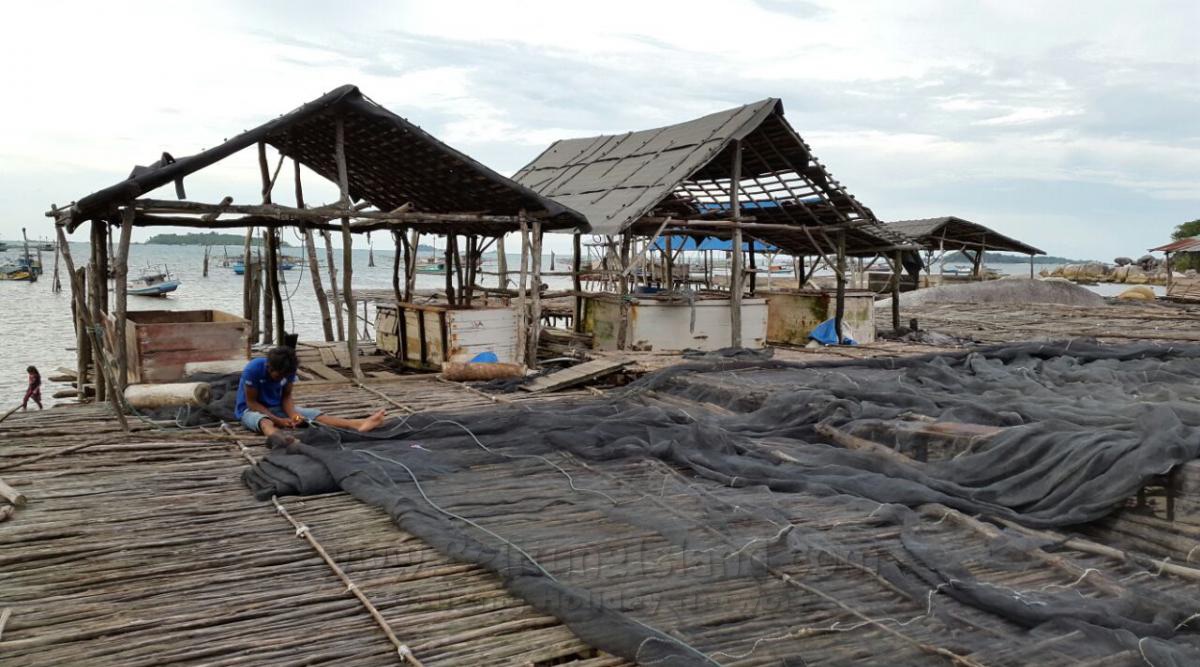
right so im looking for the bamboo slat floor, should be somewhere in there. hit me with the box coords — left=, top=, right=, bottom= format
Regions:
left=0, top=378, right=628, bottom=667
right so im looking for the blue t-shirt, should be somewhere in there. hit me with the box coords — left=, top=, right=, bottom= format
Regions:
left=234, top=357, right=296, bottom=418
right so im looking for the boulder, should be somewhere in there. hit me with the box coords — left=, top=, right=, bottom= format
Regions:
left=1117, top=286, right=1156, bottom=301
left=1114, top=256, right=1134, bottom=266
left=1126, top=267, right=1149, bottom=284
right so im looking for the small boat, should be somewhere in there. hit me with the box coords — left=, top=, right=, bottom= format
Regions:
left=128, top=266, right=180, bottom=296
left=37, top=240, right=55, bottom=252
left=232, top=259, right=295, bottom=274
left=414, top=259, right=446, bottom=274
left=0, top=256, right=40, bottom=281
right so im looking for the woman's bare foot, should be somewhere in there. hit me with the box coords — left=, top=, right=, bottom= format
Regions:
left=357, top=409, right=387, bottom=432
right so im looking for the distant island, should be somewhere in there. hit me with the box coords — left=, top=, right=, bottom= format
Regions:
left=145, top=232, right=292, bottom=247
left=941, top=250, right=1083, bottom=265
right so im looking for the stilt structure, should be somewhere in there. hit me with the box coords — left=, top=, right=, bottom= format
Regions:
left=47, top=85, right=585, bottom=389
left=514, top=97, right=916, bottom=352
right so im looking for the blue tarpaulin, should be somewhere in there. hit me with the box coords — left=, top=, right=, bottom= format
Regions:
left=653, top=237, right=780, bottom=252
left=808, top=318, right=856, bottom=346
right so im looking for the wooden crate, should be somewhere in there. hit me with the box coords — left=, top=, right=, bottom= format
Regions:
left=108, top=310, right=251, bottom=383
left=763, top=289, right=876, bottom=345
left=375, top=303, right=519, bottom=370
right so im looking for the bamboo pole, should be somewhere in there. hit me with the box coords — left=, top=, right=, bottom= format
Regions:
left=335, top=117, right=363, bottom=380
left=729, top=141, right=744, bottom=347
left=444, top=237, right=455, bottom=306
left=51, top=230, right=62, bottom=292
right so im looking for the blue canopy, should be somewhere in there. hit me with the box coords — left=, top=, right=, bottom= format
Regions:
left=653, top=236, right=780, bottom=252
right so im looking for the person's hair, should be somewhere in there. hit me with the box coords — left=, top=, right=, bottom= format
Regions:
left=27, top=365, right=39, bottom=377
left=266, top=347, right=299, bottom=376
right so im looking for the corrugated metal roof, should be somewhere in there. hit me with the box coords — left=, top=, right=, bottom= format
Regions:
left=1149, top=237, right=1200, bottom=253
left=887, top=217, right=1044, bottom=255
left=513, top=99, right=912, bottom=256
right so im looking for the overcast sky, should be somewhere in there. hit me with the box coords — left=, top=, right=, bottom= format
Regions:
left=1, top=0, right=1196, bottom=259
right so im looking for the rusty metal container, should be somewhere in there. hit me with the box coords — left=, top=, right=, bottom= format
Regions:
left=762, top=289, right=876, bottom=345
left=111, top=310, right=251, bottom=383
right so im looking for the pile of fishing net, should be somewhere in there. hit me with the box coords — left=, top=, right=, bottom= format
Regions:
left=239, top=341, right=1200, bottom=665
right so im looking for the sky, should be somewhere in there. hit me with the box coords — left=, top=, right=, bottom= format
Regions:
left=0, top=0, right=1196, bottom=259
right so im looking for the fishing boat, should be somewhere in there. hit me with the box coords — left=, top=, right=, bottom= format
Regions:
left=232, top=257, right=295, bottom=274
left=413, top=257, right=446, bottom=274
left=0, top=256, right=41, bottom=281
left=36, top=239, right=55, bottom=252
left=128, top=266, right=180, bottom=296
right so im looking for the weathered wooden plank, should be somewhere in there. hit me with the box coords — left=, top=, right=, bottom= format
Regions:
left=306, top=363, right=347, bottom=382
left=520, top=358, right=630, bottom=393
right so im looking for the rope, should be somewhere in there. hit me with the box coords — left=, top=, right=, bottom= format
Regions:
left=220, top=423, right=421, bottom=665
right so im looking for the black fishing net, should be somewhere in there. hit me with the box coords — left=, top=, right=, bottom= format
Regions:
left=238, top=341, right=1200, bottom=665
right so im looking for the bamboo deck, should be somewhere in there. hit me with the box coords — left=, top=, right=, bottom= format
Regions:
left=6, top=300, right=1200, bottom=664
left=0, top=378, right=627, bottom=667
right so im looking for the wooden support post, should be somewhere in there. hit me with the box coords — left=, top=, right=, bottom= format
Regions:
left=248, top=259, right=262, bottom=343
left=335, top=117, right=364, bottom=380
left=74, top=266, right=90, bottom=396
left=1167, top=251, right=1174, bottom=291
left=114, top=209, right=133, bottom=393
left=747, top=239, right=757, bottom=295
left=242, top=225, right=254, bottom=332
left=405, top=230, right=418, bottom=301
left=323, top=229, right=345, bottom=341
left=51, top=234, right=61, bottom=292
left=303, top=229, right=334, bottom=341
left=271, top=230, right=286, bottom=343
left=729, top=140, right=744, bottom=348
left=664, top=235, right=675, bottom=292
left=834, top=231, right=847, bottom=344
left=202, top=245, right=210, bottom=277
left=617, top=234, right=631, bottom=350
left=572, top=233, right=583, bottom=333
left=1029, top=253, right=1035, bottom=279
left=497, top=234, right=509, bottom=289
left=891, top=249, right=902, bottom=331
left=444, top=236, right=455, bottom=305
left=57, top=225, right=129, bottom=431
left=368, top=234, right=376, bottom=268
left=90, top=221, right=107, bottom=403
left=261, top=233, right=274, bottom=345
left=392, top=230, right=403, bottom=305
left=528, top=222, right=543, bottom=366
left=516, top=215, right=530, bottom=366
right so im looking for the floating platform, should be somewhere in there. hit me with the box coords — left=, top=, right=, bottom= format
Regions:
left=581, top=293, right=767, bottom=351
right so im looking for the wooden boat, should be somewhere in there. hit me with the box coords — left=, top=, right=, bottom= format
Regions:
left=232, top=258, right=295, bottom=274
left=413, top=256, right=446, bottom=274
left=0, top=256, right=39, bottom=281
left=128, top=267, right=180, bottom=296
